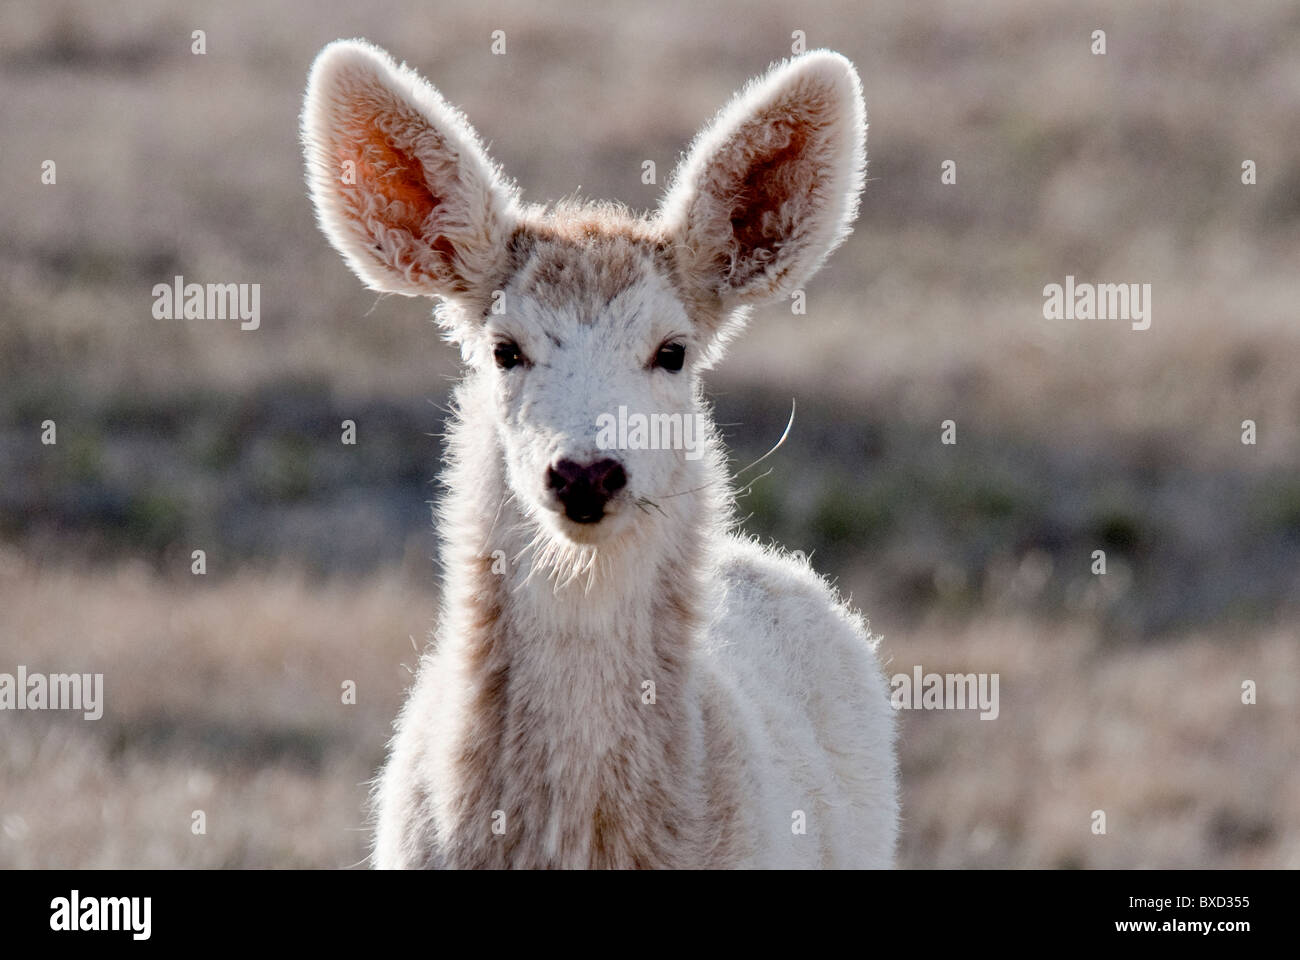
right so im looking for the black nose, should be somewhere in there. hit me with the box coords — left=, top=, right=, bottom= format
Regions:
left=547, top=458, right=627, bottom=523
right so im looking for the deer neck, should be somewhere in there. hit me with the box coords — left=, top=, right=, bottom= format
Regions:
left=430, top=380, right=720, bottom=867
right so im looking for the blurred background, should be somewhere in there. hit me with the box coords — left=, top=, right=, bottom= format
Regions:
left=1, top=0, right=1297, bottom=868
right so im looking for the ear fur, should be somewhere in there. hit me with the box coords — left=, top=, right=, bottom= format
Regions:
left=301, top=40, right=516, bottom=304
left=659, top=51, right=866, bottom=308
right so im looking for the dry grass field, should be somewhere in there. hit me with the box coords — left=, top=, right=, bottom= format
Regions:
left=1, top=0, right=1298, bottom=868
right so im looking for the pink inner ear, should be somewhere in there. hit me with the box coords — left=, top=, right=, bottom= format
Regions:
left=728, top=120, right=811, bottom=264
left=342, top=124, right=436, bottom=233
left=336, top=120, right=460, bottom=283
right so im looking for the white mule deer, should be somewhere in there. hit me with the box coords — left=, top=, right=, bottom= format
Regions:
left=302, top=39, right=897, bottom=868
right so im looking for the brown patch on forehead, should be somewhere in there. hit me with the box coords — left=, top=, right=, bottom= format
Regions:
left=506, top=202, right=668, bottom=319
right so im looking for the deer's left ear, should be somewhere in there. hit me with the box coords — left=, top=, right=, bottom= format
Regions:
left=659, top=51, right=865, bottom=308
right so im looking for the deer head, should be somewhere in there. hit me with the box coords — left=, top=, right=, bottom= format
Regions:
left=302, top=40, right=865, bottom=548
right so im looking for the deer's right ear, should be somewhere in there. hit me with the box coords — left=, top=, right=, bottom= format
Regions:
left=301, top=40, right=516, bottom=304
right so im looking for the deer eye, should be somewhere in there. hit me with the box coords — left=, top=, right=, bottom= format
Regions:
left=654, top=341, right=686, bottom=372
left=493, top=340, right=526, bottom=370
